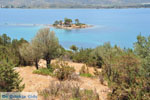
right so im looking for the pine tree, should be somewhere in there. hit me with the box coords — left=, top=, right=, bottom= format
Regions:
left=0, top=61, right=25, bottom=92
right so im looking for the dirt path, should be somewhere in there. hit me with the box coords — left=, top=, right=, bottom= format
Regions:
left=16, top=62, right=109, bottom=100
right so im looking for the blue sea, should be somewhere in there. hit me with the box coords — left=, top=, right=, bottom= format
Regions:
left=0, top=8, right=150, bottom=49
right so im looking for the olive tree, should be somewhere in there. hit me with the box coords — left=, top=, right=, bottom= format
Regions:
left=33, top=28, right=60, bottom=68
left=19, top=42, right=42, bottom=69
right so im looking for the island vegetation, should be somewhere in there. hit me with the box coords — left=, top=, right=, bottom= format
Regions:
left=0, top=28, right=150, bottom=100
left=53, top=18, right=91, bottom=29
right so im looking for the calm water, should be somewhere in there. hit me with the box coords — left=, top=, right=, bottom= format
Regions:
left=0, top=8, right=150, bottom=49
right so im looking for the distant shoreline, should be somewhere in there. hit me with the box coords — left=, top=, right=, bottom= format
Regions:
left=1, top=4, right=150, bottom=9
left=0, top=7, right=150, bottom=9
left=1, top=24, right=49, bottom=27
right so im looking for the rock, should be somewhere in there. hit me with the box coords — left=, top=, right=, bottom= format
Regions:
left=53, top=69, right=60, bottom=74
left=103, top=81, right=108, bottom=86
left=38, top=59, right=46, bottom=68
left=69, top=72, right=80, bottom=81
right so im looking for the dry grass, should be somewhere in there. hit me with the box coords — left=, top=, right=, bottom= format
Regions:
left=40, top=80, right=100, bottom=100
left=15, top=60, right=110, bottom=100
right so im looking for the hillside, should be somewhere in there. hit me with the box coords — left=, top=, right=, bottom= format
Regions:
left=1, top=0, right=150, bottom=8
left=15, top=60, right=110, bottom=100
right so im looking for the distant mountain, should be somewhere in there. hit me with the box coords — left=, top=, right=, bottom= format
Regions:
left=1, top=0, right=150, bottom=8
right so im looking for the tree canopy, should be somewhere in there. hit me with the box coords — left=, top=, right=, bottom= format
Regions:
left=20, top=28, right=61, bottom=69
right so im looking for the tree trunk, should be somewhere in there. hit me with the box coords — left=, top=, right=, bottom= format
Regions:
left=35, top=60, right=39, bottom=70
left=46, top=59, right=51, bottom=69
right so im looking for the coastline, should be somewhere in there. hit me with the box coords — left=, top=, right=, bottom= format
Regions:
left=1, top=23, right=94, bottom=30
left=51, top=24, right=93, bottom=30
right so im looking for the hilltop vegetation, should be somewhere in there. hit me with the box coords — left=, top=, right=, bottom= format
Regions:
left=1, top=0, right=150, bottom=8
left=0, top=28, right=150, bottom=100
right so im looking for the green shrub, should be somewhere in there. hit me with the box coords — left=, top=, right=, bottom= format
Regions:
left=72, top=48, right=93, bottom=64
left=33, top=68, right=53, bottom=76
left=54, top=62, right=75, bottom=81
left=80, top=73, right=93, bottom=78
left=0, top=61, right=25, bottom=92
left=103, top=52, right=149, bottom=100
left=71, top=48, right=102, bottom=67
left=91, top=42, right=150, bottom=100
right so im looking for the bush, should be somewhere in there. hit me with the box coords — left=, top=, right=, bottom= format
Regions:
left=70, top=45, right=78, bottom=52
left=54, top=61, right=75, bottom=81
left=60, top=50, right=74, bottom=61
left=79, top=65, right=89, bottom=74
left=93, top=68, right=104, bottom=84
left=103, top=52, right=150, bottom=100
left=72, top=48, right=93, bottom=64
left=0, top=61, right=25, bottom=92
left=79, top=65, right=93, bottom=78
left=40, top=81, right=100, bottom=100
left=71, top=48, right=102, bottom=67
left=32, top=61, right=78, bottom=81
left=91, top=42, right=150, bottom=100
left=99, top=74, right=104, bottom=85
left=33, top=68, right=54, bottom=76
left=93, top=68, right=101, bottom=76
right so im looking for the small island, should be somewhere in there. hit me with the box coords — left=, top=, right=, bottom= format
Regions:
left=52, top=18, right=92, bottom=29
